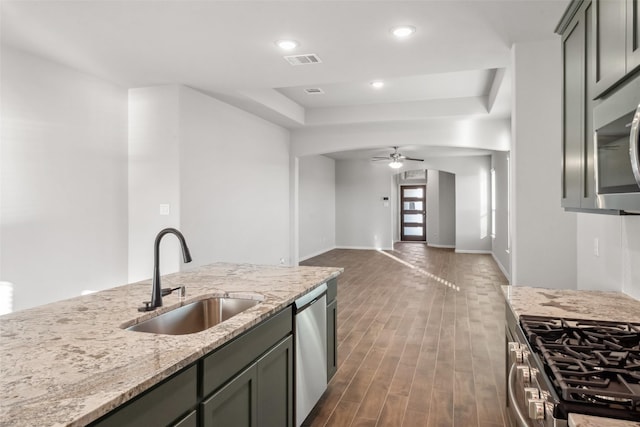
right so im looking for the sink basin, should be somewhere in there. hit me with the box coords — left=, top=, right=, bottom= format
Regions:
left=126, top=297, right=262, bottom=335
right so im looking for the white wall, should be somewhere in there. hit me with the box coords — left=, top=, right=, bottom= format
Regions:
left=128, top=86, right=182, bottom=282
left=335, top=160, right=394, bottom=250
left=492, top=151, right=511, bottom=280
left=426, top=170, right=440, bottom=245
left=298, top=155, right=336, bottom=261
left=1, top=47, right=129, bottom=311
left=511, top=40, right=577, bottom=289
left=438, top=171, right=456, bottom=247
left=129, top=85, right=291, bottom=277
left=425, top=170, right=455, bottom=247
left=335, top=156, right=491, bottom=252
left=179, top=86, right=291, bottom=267
left=576, top=215, right=640, bottom=299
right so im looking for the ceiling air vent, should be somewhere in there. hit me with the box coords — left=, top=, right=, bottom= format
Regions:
left=284, top=54, right=322, bottom=66
left=304, top=88, right=325, bottom=95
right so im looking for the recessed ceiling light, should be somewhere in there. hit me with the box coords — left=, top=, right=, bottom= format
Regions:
left=370, top=81, right=384, bottom=89
left=276, top=40, right=299, bottom=51
left=391, top=25, right=416, bottom=39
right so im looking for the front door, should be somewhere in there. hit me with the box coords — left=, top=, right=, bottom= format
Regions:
left=400, top=185, right=426, bottom=241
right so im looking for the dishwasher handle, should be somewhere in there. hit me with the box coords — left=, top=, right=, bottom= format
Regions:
left=294, top=283, right=328, bottom=313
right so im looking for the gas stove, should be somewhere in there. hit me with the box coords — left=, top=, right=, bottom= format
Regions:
left=515, top=315, right=640, bottom=424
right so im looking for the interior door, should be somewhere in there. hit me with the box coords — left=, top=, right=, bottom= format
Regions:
left=400, top=185, right=426, bottom=241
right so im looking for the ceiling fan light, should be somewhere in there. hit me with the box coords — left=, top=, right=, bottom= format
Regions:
left=389, top=160, right=403, bottom=169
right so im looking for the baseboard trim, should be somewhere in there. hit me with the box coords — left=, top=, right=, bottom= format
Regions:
left=427, top=243, right=456, bottom=249
left=491, top=252, right=511, bottom=282
left=299, top=246, right=337, bottom=262
left=335, top=246, right=394, bottom=251
left=454, top=249, right=492, bottom=254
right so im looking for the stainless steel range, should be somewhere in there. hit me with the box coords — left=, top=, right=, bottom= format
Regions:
left=506, top=307, right=640, bottom=426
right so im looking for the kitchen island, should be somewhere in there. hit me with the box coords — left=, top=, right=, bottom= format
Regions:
left=504, top=286, right=640, bottom=427
left=0, top=263, right=342, bottom=427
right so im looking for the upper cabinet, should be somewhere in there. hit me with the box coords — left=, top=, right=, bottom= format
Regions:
left=628, top=0, right=640, bottom=70
left=593, top=0, right=640, bottom=97
left=558, top=0, right=639, bottom=212
left=561, top=0, right=598, bottom=209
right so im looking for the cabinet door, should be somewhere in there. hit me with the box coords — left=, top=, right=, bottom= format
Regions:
left=562, top=16, right=585, bottom=208
left=593, top=0, right=627, bottom=96
left=628, top=0, right=640, bottom=71
left=583, top=2, right=598, bottom=208
left=257, top=336, right=293, bottom=427
left=326, top=299, right=338, bottom=381
left=202, top=365, right=258, bottom=427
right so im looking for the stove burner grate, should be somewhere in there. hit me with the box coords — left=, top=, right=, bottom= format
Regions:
left=520, top=315, right=640, bottom=417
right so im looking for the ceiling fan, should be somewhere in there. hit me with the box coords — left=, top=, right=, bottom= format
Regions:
left=371, top=146, right=425, bottom=169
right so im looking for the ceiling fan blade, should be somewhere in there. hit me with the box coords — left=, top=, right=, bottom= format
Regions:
left=405, top=157, right=425, bottom=162
left=371, top=157, right=390, bottom=160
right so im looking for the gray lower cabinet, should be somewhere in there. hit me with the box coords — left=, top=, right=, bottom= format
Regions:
left=326, top=278, right=338, bottom=382
left=174, top=410, right=198, bottom=427
left=90, top=306, right=294, bottom=427
left=202, top=364, right=258, bottom=427
left=201, top=336, right=293, bottom=427
left=89, top=365, right=198, bottom=427
left=326, top=299, right=337, bottom=381
left=256, top=336, right=293, bottom=427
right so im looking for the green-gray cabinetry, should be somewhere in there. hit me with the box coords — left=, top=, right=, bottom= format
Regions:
left=326, top=278, right=338, bottom=381
left=90, top=305, right=294, bottom=427
left=201, top=336, right=293, bottom=427
left=560, top=0, right=598, bottom=210
left=629, top=0, right=640, bottom=70
left=89, top=365, right=198, bottom=427
left=201, top=306, right=293, bottom=427
left=593, top=0, right=640, bottom=97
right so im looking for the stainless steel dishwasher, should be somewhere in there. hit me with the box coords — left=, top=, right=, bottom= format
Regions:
left=294, top=283, right=327, bottom=427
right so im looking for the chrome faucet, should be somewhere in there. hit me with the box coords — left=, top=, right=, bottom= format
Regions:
left=139, top=228, right=192, bottom=312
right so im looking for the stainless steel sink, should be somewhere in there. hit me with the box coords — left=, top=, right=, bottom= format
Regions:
left=125, top=297, right=262, bottom=335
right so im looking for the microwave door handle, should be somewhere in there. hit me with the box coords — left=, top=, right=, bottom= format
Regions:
left=631, top=104, right=640, bottom=188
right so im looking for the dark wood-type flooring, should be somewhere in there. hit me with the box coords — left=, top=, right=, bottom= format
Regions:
left=301, top=243, right=509, bottom=427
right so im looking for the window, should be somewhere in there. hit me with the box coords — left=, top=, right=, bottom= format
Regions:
left=491, top=168, right=496, bottom=238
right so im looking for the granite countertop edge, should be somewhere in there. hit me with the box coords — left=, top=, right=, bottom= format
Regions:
left=0, top=262, right=343, bottom=427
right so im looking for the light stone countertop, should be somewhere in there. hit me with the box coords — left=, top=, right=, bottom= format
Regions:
left=503, top=285, right=640, bottom=427
left=0, top=262, right=342, bottom=427
left=502, top=285, right=640, bottom=323
left=569, top=414, right=640, bottom=427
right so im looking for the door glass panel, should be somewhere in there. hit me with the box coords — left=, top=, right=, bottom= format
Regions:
left=404, top=214, right=423, bottom=223
left=403, top=227, right=423, bottom=236
left=403, top=188, right=424, bottom=198
left=403, top=201, right=423, bottom=211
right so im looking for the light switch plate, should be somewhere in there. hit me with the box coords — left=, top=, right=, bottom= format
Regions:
left=159, top=204, right=170, bottom=216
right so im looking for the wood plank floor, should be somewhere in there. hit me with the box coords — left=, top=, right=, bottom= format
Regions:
left=300, top=243, right=509, bottom=427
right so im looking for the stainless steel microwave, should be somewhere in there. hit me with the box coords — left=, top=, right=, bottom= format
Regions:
left=594, top=74, right=640, bottom=212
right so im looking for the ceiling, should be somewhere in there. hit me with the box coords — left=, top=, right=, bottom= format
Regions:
left=1, top=0, right=569, bottom=160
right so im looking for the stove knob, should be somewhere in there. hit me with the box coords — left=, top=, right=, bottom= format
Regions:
left=524, top=387, right=539, bottom=402
left=516, top=366, right=531, bottom=385
left=528, top=398, right=545, bottom=420
left=508, top=342, right=523, bottom=364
